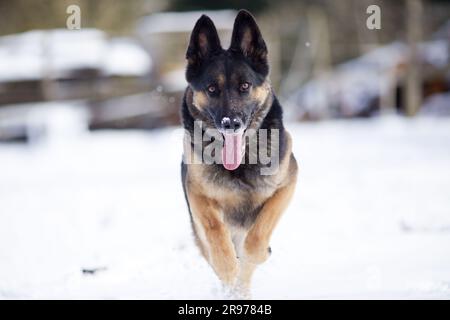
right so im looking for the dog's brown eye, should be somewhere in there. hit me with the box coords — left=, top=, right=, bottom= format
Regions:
left=207, top=85, right=216, bottom=93
left=240, top=82, right=250, bottom=92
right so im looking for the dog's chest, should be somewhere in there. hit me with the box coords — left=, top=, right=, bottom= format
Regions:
left=198, top=165, right=278, bottom=227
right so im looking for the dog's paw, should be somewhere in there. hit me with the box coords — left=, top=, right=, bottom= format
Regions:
left=212, top=256, right=239, bottom=287
left=231, top=283, right=252, bottom=300
left=220, top=268, right=239, bottom=287
left=243, top=239, right=271, bottom=265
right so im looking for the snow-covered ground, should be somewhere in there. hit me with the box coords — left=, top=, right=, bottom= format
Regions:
left=1, top=113, right=450, bottom=299
left=0, top=29, right=152, bottom=82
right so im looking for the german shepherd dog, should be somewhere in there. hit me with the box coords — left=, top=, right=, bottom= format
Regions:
left=181, top=10, right=298, bottom=298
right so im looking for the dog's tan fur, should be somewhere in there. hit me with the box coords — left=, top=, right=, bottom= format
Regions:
left=184, top=131, right=297, bottom=296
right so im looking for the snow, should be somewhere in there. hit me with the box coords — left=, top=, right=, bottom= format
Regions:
left=1, top=111, right=450, bottom=299
left=0, top=29, right=152, bottom=82
left=103, top=38, right=153, bottom=77
left=46, top=29, right=108, bottom=76
left=286, top=40, right=449, bottom=119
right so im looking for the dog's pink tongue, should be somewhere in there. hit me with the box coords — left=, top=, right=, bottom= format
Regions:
left=222, top=131, right=244, bottom=171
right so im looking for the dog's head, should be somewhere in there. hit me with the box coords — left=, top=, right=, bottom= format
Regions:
left=185, top=10, right=272, bottom=170
left=185, top=10, right=270, bottom=131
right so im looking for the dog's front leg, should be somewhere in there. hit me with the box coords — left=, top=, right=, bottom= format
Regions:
left=243, top=176, right=297, bottom=268
left=188, top=189, right=239, bottom=286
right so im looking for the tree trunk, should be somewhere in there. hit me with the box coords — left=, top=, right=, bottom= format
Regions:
left=405, top=0, right=423, bottom=116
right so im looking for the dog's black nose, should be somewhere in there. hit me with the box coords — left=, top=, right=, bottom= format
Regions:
left=232, top=118, right=242, bottom=131
left=221, top=117, right=242, bottom=131
left=221, top=117, right=231, bottom=130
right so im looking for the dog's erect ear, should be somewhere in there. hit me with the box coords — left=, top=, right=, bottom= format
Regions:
left=229, top=10, right=268, bottom=76
left=186, top=15, right=222, bottom=66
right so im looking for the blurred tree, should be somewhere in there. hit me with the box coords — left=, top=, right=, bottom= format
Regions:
left=0, top=0, right=164, bottom=36
left=167, top=0, right=269, bottom=12
left=405, top=0, right=423, bottom=116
